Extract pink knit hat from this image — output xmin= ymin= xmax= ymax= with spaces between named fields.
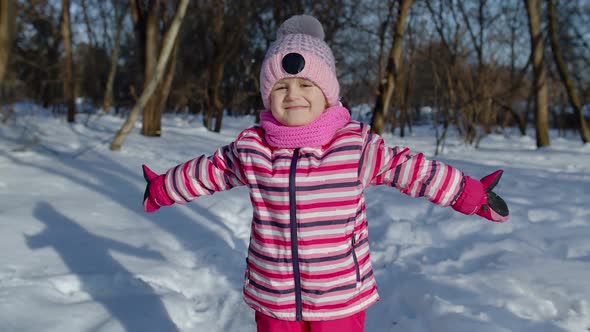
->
xmin=260 ymin=15 xmax=340 ymax=109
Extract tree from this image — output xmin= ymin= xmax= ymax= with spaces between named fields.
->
xmin=397 ymin=9 xmax=419 ymax=138
xmin=424 ymin=0 xmax=468 ymax=147
xmin=371 ymin=0 xmax=414 ymax=134
xmin=200 ymin=0 xmax=250 ymax=132
xmin=524 ymin=0 xmax=550 ymax=147
xmin=547 ymin=0 xmax=590 ymax=143
xmin=61 ymin=0 xmax=75 ymax=122
xmin=103 ymin=0 xmax=128 ymax=113
xmin=110 ymin=0 xmax=189 ymax=151
xmin=0 ymin=0 xmax=16 ymax=84
xmin=130 ymin=0 xmax=180 ymax=137
xmin=13 ymin=1 xmax=61 ymax=108
xmin=457 ymin=0 xmax=505 ymax=144
xmin=496 ymin=1 xmax=530 ymax=136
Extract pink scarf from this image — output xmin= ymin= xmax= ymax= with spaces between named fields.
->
xmin=260 ymin=106 xmax=351 ymax=148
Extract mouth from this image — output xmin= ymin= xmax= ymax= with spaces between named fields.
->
xmin=284 ymin=105 xmax=309 ymax=111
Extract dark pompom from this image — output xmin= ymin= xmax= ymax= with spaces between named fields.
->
xmin=277 ymin=15 xmax=325 ymax=40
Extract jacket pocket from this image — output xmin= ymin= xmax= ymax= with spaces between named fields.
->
xmin=243 ymin=258 xmax=250 ymax=286
xmin=351 ymin=235 xmax=361 ymax=283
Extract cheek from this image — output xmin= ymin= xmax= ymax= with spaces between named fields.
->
xmin=311 ymin=88 xmax=327 ymax=107
xmin=269 ymin=99 xmax=283 ymax=119
xmin=270 ymin=108 xmax=281 ymax=120
xmin=269 ymin=95 xmax=277 ymax=111
xmin=313 ymin=92 xmax=327 ymax=110
xmin=270 ymin=93 xmax=283 ymax=108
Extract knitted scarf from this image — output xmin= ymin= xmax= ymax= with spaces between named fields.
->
xmin=260 ymin=106 xmax=351 ymax=148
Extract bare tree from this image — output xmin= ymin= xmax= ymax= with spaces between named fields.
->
xmin=201 ymin=0 xmax=250 ymax=132
xmin=103 ymin=0 xmax=128 ymax=113
xmin=61 ymin=0 xmax=76 ymax=122
xmin=129 ymin=0 xmax=179 ymax=136
xmin=547 ymin=0 xmax=590 ymax=143
xmin=432 ymin=67 xmax=450 ymax=156
xmin=424 ymin=0 xmax=470 ymax=145
xmin=495 ymin=1 xmax=530 ymax=136
xmin=457 ymin=0 xmax=502 ymax=144
xmin=0 ymin=0 xmax=15 ymax=84
xmin=110 ymin=0 xmax=189 ymax=151
xmin=371 ymin=0 xmax=414 ymax=134
xmin=376 ymin=1 xmax=397 ymax=86
xmin=80 ymin=0 xmax=97 ymax=45
xmin=524 ymin=0 xmax=550 ymax=147
xmin=397 ymin=11 xmax=418 ymax=138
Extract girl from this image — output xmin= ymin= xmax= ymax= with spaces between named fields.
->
xmin=142 ymin=15 xmax=509 ymax=332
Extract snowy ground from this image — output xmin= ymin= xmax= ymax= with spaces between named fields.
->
xmin=1 ymin=104 xmax=589 ymax=332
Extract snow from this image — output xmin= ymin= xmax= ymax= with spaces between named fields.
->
xmin=1 ymin=104 xmax=589 ymax=331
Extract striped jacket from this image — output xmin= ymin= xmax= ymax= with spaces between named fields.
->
xmin=163 ymin=121 xmax=464 ymax=321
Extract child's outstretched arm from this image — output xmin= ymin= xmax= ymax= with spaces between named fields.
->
xmin=359 ymin=128 xmax=509 ymax=222
xmin=142 ymin=141 xmax=246 ymax=213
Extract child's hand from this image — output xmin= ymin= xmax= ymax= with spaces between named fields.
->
xmin=476 ymin=170 xmax=509 ymax=222
xmin=452 ymin=170 xmax=509 ymax=222
xmin=142 ymin=164 xmax=174 ymax=213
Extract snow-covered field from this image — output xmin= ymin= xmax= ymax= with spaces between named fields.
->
xmin=1 ymin=104 xmax=589 ymax=331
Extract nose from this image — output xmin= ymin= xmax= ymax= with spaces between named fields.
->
xmin=285 ymin=85 xmax=300 ymax=101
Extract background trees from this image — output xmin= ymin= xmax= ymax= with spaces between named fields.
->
xmin=2 ymin=0 xmax=589 ymax=149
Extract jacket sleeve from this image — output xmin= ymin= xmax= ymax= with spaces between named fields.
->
xmin=358 ymin=129 xmax=464 ymax=207
xmin=163 ymin=141 xmax=247 ymax=204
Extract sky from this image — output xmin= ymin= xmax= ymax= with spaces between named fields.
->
xmin=1 ymin=103 xmax=589 ymax=331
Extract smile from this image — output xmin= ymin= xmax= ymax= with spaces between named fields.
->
xmin=285 ymin=106 xmax=308 ymax=111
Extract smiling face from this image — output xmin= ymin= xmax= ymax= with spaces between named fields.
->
xmin=270 ymin=78 xmax=327 ymax=126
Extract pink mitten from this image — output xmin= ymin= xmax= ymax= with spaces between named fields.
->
xmin=452 ymin=170 xmax=509 ymax=222
xmin=142 ymin=165 xmax=174 ymax=213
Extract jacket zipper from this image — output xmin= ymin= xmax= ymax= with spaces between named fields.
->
xmin=289 ymin=148 xmax=303 ymax=321
xmin=351 ymin=234 xmax=361 ymax=283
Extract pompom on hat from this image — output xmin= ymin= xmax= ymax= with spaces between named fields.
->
xmin=260 ymin=15 xmax=340 ymax=109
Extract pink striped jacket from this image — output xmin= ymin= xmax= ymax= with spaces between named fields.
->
xmin=163 ymin=121 xmax=464 ymax=321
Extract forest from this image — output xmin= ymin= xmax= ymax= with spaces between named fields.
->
xmin=1 ymin=0 xmax=589 ymax=151
xmin=2 ymin=2 xmax=590 ymax=331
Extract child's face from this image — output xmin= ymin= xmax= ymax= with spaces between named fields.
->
xmin=270 ymin=78 xmax=327 ymax=126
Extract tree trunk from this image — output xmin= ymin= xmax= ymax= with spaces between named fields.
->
xmin=111 ymin=0 xmax=189 ymax=151
xmin=507 ymin=5 xmax=527 ymax=136
xmin=371 ymin=0 xmax=413 ymax=134
xmin=202 ymin=56 xmax=225 ymax=132
xmin=377 ymin=1 xmax=396 ymax=91
xmin=61 ymin=0 xmax=76 ymax=123
xmin=203 ymin=1 xmax=225 ymax=131
xmin=103 ymin=2 xmax=126 ymax=113
xmin=202 ymin=0 xmax=248 ymax=133
xmin=399 ymin=69 xmax=413 ymax=138
xmin=212 ymin=58 xmax=226 ymax=133
xmin=524 ymin=0 xmax=550 ymax=147
xmin=547 ymin=0 xmax=590 ymax=143
xmin=141 ymin=0 xmax=161 ymax=136
xmin=0 ymin=0 xmax=15 ymax=84
xmin=80 ymin=0 xmax=96 ymax=46
xmin=155 ymin=40 xmax=179 ymax=119
xmin=130 ymin=0 xmax=146 ymax=77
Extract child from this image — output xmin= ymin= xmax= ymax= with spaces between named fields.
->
xmin=142 ymin=15 xmax=509 ymax=332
